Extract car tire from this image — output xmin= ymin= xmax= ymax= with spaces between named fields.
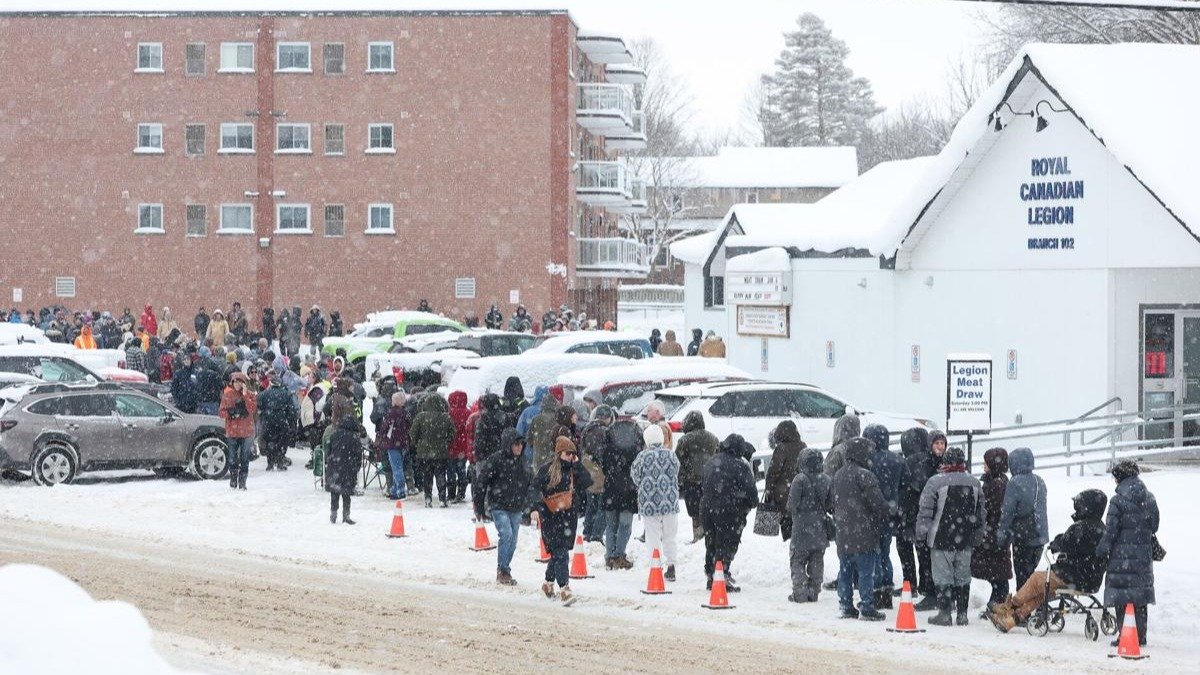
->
xmin=190 ymin=437 xmax=230 ymax=480
xmin=32 ymin=443 xmax=78 ymax=486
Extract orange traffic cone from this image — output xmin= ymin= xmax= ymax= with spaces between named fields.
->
xmin=702 ymin=560 xmax=734 ymax=609
xmin=385 ymin=500 xmax=406 ymax=538
xmin=569 ymin=535 xmax=593 ymax=579
xmin=641 ymin=548 xmax=671 ymax=595
xmin=470 ymin=522 xmax=497 ymax=552
xmin=1109 ymin=603 xmax=1148 ymax=660
xmin=887 ymin=581 xmax=925 ymax=633
xmin=534 ymin=519 xmax=551 ymax=563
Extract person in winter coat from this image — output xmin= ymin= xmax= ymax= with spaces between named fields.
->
xmin=830 ymin=437 xmax=889 ymax=621
xmin=787 ymin=447 xmax=833 ymax=603
xmin=929 ymin=430 xmax=948 ymax=465
xmin=472 ymin=394 xmax=506 ymax=465
xmin=1096 ymin=460 xmax=1159 ymax=647
xmin=686 ymin=329 xmax=703 ymax=356
xmin=697 ymin=331 xmax=726 ymax=358
xmin=228 ymin=302 xmax=247 ymax=344
xmin=763 ymin=420 xmax=805 ymax=516
xmin=972 ymin=448 xmax=1013 ymax=608
xmin=996 ymin=447 xmax=1049 ymax=589
xmin=916 ymin=446 xmax=985 ymax=626
xmin=676 ymin=410 xmax=719 ymax=543
xmin=526 ymin=391 xmax=563 ymax=469
xmin=485 ymin=304 xmax=504 ymax=330
xmin=218 ymin=371 xmax=258 ymax=490
xmin=536 ymin=436 xmax=593 ymax=605
xmin=194 ymin=307 xmax=210 ymax=340
xmin=864 ymin=423 xmax=906 ymax=609
xmin=630 ymin=424 xmax=681 ymax=582
xmin=474 ymin=428 xmax=533 ymax=585
xmin=499 ymin=376 xmax=528 ymax=429
xmin=325 ymin=415 xmax=363 ymax=524
xmin=516 ymin=385 xmax=549 ymax=437
xmin=155 ymin=307 xmax=178 ymax=340
xmin=409 ymin=393 xmax=455 ymax=508
xmin=257 ymin=375 xmax=298 ymax=471
xmin=170 ymin=354 xmax=198 ymax=413
xmin=552 ymin=406 xmax=578 ymax=447
xmin=601 ymin=418 xmax=642 ymax=570
xmin=657 ymin=330 xmax=685 ymax=357
xmin=898 ymin=427 xmax=937 ymax=607
xmin=327 ymin=376 xmax=359 ymax=427
xmin=824 ymin=414 xmax=862 ymax=477
xmin=194 ymin=359 xmax=224 ymax=416
xmin=328 ymin=311 xmax=344 ymax=338
xmin=73 ymin=324 xmax=97 ymax=349
xmin=283 ymin=307 xmax=302 ymax=357
xmin=377 ymin=392 xmax=411 ymax=499
xmin=648 ymin=328 xmax=662 ymax=355
xmin=700 ymin=434 xmax=758 ymax=591
xmin=124 ymin=336 xmax=147 ymax=374
xmin=579 ymin=405 xmax=614 ymax=542
xmin=139 ymin=305 xmax=157 ymax=337
xmin=205 ymin=310 xmax=229 ymax=347
xmin=446 ymin=391 xmax=473 ymax=504
xmin=304 ymin=306 xmax=326 ymax=352
xmin=508 ymin=305 xmax=532 ymax=333
xmin=260 ymin=307 xmax=276 ymax=345
xmin=987 ymin=489 xmax=1109 ymax=633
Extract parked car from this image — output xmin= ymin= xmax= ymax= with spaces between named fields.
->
xmin=526 ymin=331 xmax=654 ymax=359
xmin=557 ymin=359 xmax=754 ymax=417
xmin=0 ymin=381 xmax=228 ymax=486
xmin=321 ymin=312 xmax=466 ymax=362
xmin=443 ymin=353 xmax=630 ymax=405
xmin=0 ymin=347 xmax=167 ymax=399
xmin=651 ymin=381 xmax=936 ymax=460
xmin=363 ymin=330 xmax=537 ymax=391
xmin=0 ymin=324 xmax=49 ymax=346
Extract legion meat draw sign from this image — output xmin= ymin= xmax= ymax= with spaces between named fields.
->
xmin=945 ymin=355 xmax=993 ymax=434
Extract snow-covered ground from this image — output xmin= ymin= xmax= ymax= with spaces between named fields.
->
xmin=0 ymin=456 xmax=1196 ymax=672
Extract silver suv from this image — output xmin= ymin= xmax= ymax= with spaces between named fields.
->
xmin=0 ymin=382 xmax=228 ymax=486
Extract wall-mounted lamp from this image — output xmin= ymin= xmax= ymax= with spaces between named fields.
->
xmin=244 ymin=190 xmax=260 ymax=198
xmin=989 ymin=100 xmax=1068 ymax=134
xmin=269 ymin=110 xmax=287 ymax=117
xmin=270 ymin=190 xmax=286 ymax=198
xmin=258 ymin=237 xmax=270 ymax=248
xmin=244 ymin=110 xmax=260 ymax=117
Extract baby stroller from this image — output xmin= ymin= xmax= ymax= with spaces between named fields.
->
xmin=1025 ymin=549 xmax=1119 ymax=641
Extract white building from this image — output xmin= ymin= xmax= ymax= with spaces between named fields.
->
xmin=673 ymin=43 xmax=1200 ymax=445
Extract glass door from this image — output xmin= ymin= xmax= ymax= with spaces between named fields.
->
xmin=1182 ymin=316 xmax=1200 ymax=445
xmin=1142 ymin=310 xmax=1200 ymax=446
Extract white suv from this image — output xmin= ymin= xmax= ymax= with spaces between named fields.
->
xmin=654 ymin=381 xmax=935 ymax=459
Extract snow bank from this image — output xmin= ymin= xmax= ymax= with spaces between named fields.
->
xmin=0 ymin=564 xmax=183 ymax=674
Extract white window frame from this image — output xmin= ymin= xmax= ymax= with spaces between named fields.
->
xmin=275 ymin=42 xmax=312 ymax=73
xmin=136 ymin=42 xmax=163 ymax=72
xmin=135 ymin=123 xmax=164 ymax=154
xmin=219 ymin=42 xmax=255 ymax=73
xmin=218 ymin=203 xmax=254 ymax=234
xmin=136 ymin=203 xmax=164 ymax=234
xmin=219 ymin=123 xmax=255 ymax=154
xmin=366 ymin=123 xmax=395 ymax=154
xmin=324 ymin=123 xmax=345 ymax=156
xmin=366 ymin=203 xmax=394 ymax=234
xmin=275 ymin=203 xmax=312 ymax=234
xmin=367 ymin=41 xmax=395 ymax=73
xmin=275 ymin=123 xmax=312 ymax=154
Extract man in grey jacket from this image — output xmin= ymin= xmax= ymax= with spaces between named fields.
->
xmin=916 ymin=446 xmax=985 ymax=626
xmin=996 ymin=447 xmax=1048 ymax=588
xmin=831 ymin=438 xmax=890 ymax=621
xmin=787 ymin=448 xmax=832 ymax=603
xmin=823 ymin=413 xmax=861 ymax=477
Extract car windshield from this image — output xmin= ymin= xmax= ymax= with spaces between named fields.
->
xmin=653 ymin=394 xmax=690 ymax=419
xmin=36 ymin=358 xmax=95 ymax=383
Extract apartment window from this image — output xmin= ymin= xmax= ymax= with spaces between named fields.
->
xmin=136 ymin=43 xmax=163 ymax=72
xmin=324 ymin=124 xmax=345 ymax=156
xmin=219 ymin=123 xmax=254 ymax=153
xmin=367 ymin=203 xmax=394 ymax=233
xmin=185 ymin=43 xmax=206 ymax=75
xmin=185 ymin=124 xmax=205 ymax=156
xmin=276 ymin=42 xmax=311 ymax=72
xmin=276 ymin=204 xmax=311 ymax=233
xmin=136 ymin=123 xmax=163 ymax=153
xmin=367 ymin=42 xmax=394 ymax=72
xmin=219 ymin=42 xmax=254 ymax=72
xmin=137 ymin=204 xmax=164 ymax=233
xmin=367 ymin=124 xmax=394 ymax=153
xmin=276 ymin=123 xmax=311 ymax=153
xmin=323 ymin=43 xmax=345 ymax=75
xmin=186 ymin=204 xmax=207 ymax=236
xmin=455 ymin=277 xmax=476 ymax=300
xmin=219 ymin=204 xmax=253 ymax=233
xmin=324 ymin=204 xmax=345 ymax=236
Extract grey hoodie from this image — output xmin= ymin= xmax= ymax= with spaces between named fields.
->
xmin=997 ymin=447 xmax=1049 ymax=548
xmin=823 ymin=414 xmax=861 ymax=477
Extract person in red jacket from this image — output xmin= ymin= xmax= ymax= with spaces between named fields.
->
xmin=140 ymin=304 xmax=158 ymax=337
xmin=447 ymin=390 xmax=474 ymax=504
xmin=219 ymin=371 xmax=258 ymax=490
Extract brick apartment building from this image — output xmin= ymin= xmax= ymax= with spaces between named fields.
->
xmin=0 ymin=8 xmax=649 ymax=324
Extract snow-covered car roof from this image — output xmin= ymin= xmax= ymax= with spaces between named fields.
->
xmin=445 ymin=353 xmax=630 ymax=404
xmin=555 ymin=359 xmax=754 ymax=391
xmin=360 ymin=310 xmax=460 ymax=326
xmin=394 ymin=330 xmax=465 ymax=352
xmin=654 ymin=380 xmax=821 ymax=399
xmin=0 ymin=324 xmax=49 ymax=345
xmin=528 ymin=331 xmax=651 ymax=353
xmin=363 ymin=349 xmax=480 ymax=380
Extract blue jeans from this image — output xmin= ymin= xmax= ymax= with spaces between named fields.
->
xmin=492 ymin=509 xmax=521 ymax=574
xmin=604 ymin=510 xmax=634 ymax=559
xmin=198 ymin=401 xmax=219 ymax=416
xmin=227 ymin=436 xmax=252 ymax=487
xmin=386 ymin=448 xmax=406 ymax=499
xmin=583 ymin=493 xmax=607 ymax=540
xmin=838 ymin=551 xmax=879 ymax=612
xmin=875 ymin=534 xmax=894 ymax=591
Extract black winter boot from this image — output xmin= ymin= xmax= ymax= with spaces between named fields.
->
xmin=928 ymin=587 xmax=954 ymax=626
xmin=329 ymin=510 xmax=337 ymax=524
xmin=875 ymin=588 xmax=894 ymax=610
xmin=913 ymin=593 xmax=939 ymax=612
xmin=955 ymin=585 xmax=970 ymax=626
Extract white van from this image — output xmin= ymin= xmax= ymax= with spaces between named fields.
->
xmin=443 ymin=353 xmax=629 ymax=405
xmin=556 ymin=359 xmax=754 ymax=416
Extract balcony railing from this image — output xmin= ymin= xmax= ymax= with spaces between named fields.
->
xmin=605 ymin=110 xmax=646 ymax=152
xmin=576 ymin=160 xmax=630 ymax=205
xmin=607 ymin=177 xmax=648 ymax=215
xmin=577 ymin=83 xmax=635 ymax=134
xmin=577 ymin=237 xmax=649 ymax=278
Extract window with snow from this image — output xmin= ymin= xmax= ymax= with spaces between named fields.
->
xmin=324 ymin=124 xmax=345 ymax=155
xmin=324 ymin=204 xmax=345 ymax=237
xmin=220 ymin=204 xmax=253 ymax=233
xmin=185 ymin=124 xmax=205 ymax=156
xmin=185 ymin=43 xmax=206 ymax=76
xmin=276 ymin=204 xmax=311 ymax=232
xmin=136 ymin=123 xmax=163 ymax=152
xmin=367 ymin=124 xmax=394 ymax=152
xmin=276 ymin=124 xmax=311 ymax=153
xmin=186 ymin=204 xmax=207 ymax=236
xmin=367 ymin=204 xmax=393 ymax=233
xmin=368 ymin=42 xmax=394 ymax=72
xmin=455 ymin=278 xmax=476 ymax=300
xmin=276 ymin=43 xmax=311 ymax=72
xmin=219 ymin=123 xmax=254 ymax=152
xmin=137 ymin=204 xmax=164 ymax=233
xmin=219 ymin=43 xmax=254 ymax=72
xmin=323 ymin=43 xmax=345 ymax=75
xmin=136 ymin=43 xmax=162 ymax=71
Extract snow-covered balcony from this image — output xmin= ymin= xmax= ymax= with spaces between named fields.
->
xmin=604 ymin=111 xmax=647 ymax=151
xmin=607 ymin=178 xmax=648 ymax=215
xmin=576 ymin=30 xmax=633 ymax=65
xmin=605 ymin=64 xmax=646 ymax=86
xmin=576 ymin=160 xmax=631 ymax=206
xmin=577 ymin=83 xmax=636 ymax=135
xmin=576 ymin=237 xmax=649 ymax=279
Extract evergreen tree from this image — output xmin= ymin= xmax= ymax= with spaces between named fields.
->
xmin=759 ymin=13 xmax=882 ymax=147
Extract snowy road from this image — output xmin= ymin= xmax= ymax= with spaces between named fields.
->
xmin=0 ymin=519 xmax=929 ymax=674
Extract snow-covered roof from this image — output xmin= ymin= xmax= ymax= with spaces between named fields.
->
xmin=527 ymin=330 xmax=649 ymax=354
xmin=669 ymin=231 xmax=722 ymax=266
xmin=726 ymin=247 xmax=791 ymax=273
xmin=644 ymin=146 xmax=858 ymax=190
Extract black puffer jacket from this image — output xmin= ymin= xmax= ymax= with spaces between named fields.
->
xmin=1097 ymin=476 xmax=1159 ymax=606
xmin=472 ymin=394 xmax=507 ymax=464
xmin=675 ymin=411 xmax=718 ymax=487
xmin=898 ymin=427 xmax=934 ymax=542
xmin=700 ymin=434 xmax=758 ymax=521
xmin=762 ymin=420 xmax=805 ymax=511
xmin=830 ymin=438 xmax=889 ymax=556
xmin=473 ymin=428 xmax=534 ymax=516
xmin=1050 ymin=489 xmax=1108 ymax=593
xmin=325 ymin=415 xmax=363 ymax=495
xmin=600 ymin=419 xmax=642 ymax=513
